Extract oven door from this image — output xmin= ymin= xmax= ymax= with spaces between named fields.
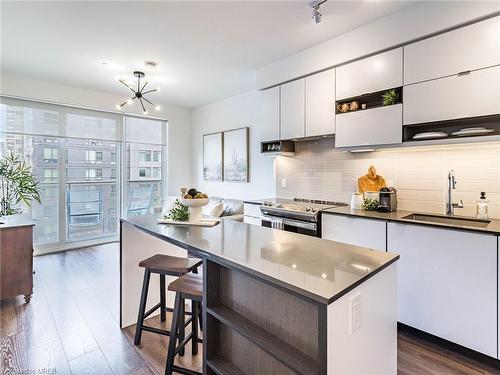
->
xmin=261 ymin=215 xmax=318 ymax=237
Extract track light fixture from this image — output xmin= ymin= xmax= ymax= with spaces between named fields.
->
xmin=116 ymin=71 xmax=160 ymax=114
xmin=310 ymin=0 xmax=327 ymax=24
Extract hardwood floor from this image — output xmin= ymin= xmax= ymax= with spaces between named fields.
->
xmin=0 ymin=243 xmax=498 ymax=374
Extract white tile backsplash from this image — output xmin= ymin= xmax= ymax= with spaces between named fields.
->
xmin=275 ymin=140 xmax=500 ymax=219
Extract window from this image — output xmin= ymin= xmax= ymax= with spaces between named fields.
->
xmin=85 ymin=150 xmax=96 ymax=163
xmin=43 ymin=168 xmax=58 ymax=182
xmin=43 ymin=147 xmax=58 ymax=162
xmin=85 ymin=168 xmax=103 ymax=180
xmin=124 ymin=117 xmax=165 ymax=217
xmin=1 ymin=99 xmax=166 ymax=251
xmin=153 ymin=151 xmax=160 ymax=162
xmin=66 ymin=139 xmax=118 ymax=242
xmin=139 ymin=150 xmax=152 ymax=162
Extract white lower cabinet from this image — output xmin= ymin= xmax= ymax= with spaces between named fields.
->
xmin=322 ymin=214 xmax=386 ymax=251
xmin=243 ymin=215 xmax=261 ymax=226
xmin=387 ymin=223 xmax=497 ymax=358
xmin=243 ymin=203 xmax=262 ymax=226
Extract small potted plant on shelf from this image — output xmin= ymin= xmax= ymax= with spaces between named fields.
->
xmin=0 ymin=152 xmax=41 ymax=223
xmin=382 ymin=89 xmax=398 ymax=106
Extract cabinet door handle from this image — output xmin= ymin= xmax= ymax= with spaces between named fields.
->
xmin=457 ymin=70 xmax=471 ymax=77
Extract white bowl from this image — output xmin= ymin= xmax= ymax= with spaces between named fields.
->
xmin=180 ymin=198 xmax=209 ymax=207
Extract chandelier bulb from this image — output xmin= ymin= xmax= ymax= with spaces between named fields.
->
xmin=115 ymin=104 xmax=121 ymax=110
xmin=155 ymin=105 xmax=161 ymax=111
xmin=143 ymin=110 xmax=148 ymax=115
xmin=156 ymin=87 xmax=160 ymax=92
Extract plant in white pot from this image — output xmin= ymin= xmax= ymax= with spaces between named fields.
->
xmin=0 ymin=152 xmax=41 ymax=222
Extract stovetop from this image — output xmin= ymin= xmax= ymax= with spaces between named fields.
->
xmin=260 ymin=198 xmax=348 ymax=220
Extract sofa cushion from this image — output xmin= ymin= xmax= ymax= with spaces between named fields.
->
xmin=202 ymin=201 xmax=225 ymax=217
xmin=208 ymin=196 xmax=224 ymax=205
xmin=221 ymin=199 xmax=243 ymax=217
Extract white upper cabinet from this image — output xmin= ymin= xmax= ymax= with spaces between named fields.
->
xmin=403 ymin=65 xmax=500 ymax=124
xmin=259 ymin=86 xmax=280 ymax=141
xmin=280 ymin=78 xmax=305 ymax=140
xmin=404 ymin=16 xmax=500 ymax=85
xmin=336 ymin=48 xmax=403 ymax=99
xmin=335 ymin=104 xmax=402 ymax=148
xmin=305 ymin=69 xmax=335 ymax=137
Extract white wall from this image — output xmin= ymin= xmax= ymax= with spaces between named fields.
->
xmin=191 ymin=91 xmax=275 ymax=200
xmin=256 ymin=1 xmax=500 ymax=88
xmin=0 ymin=74 xmax=192 ymax=195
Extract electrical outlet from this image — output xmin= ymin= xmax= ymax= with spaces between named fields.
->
xmin=281 ymin=178 xmax=287 ymax=189
xmin=349 ymin=292 xmax=361 ymax=335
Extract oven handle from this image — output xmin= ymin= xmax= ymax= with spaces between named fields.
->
xmin=262 ymin=215 xmax=317 ymax=231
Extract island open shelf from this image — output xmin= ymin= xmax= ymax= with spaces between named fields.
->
xmin=204 ymin=259 xmax=323 ymax=374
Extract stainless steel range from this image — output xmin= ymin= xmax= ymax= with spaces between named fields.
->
xmin=260 ymin=198 xmax=348 ymax=237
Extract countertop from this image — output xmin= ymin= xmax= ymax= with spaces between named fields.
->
xmin=0 ymin=216 xmax=35 ymax=229
xmin=323 ymin=206 xmax=500 ymax=235
xmin=243 ymin=198 xmax=271 ymax=205
xmin=122 ymin=214 xmax=399 ymax=305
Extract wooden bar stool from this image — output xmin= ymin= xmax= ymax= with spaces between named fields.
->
xmin=134 ymin=254 xmax=202 ymax=346
xmin=165 ymin=273 xmax=203 ymax=375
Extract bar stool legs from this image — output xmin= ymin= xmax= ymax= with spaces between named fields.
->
xmin=134 ymin=268 xmax=151 ymax=345
xmin=165 ymin=294 xmax=182 ymax=375
xmin=191 ymin=302 xmax=199 ymax=356
xmin=164 ymin=273 xmax=203 ymax=375
xmin=160 ymin=274 xmax=166 ymax=322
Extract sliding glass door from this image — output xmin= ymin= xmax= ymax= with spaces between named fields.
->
xmin=0 ymin=98 xmax=167 ymax=253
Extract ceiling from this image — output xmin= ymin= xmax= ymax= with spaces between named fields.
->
xmin=1 ymin=1 xmax=417 ymax=109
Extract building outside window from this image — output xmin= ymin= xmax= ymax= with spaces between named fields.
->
xmin=0 ymin=100 xmax=166 ymax=252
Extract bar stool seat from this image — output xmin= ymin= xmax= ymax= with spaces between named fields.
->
xmin=165 ymin=273 xmax=203 ymax=375
xmin=139 ymin=254 xmax=202 ymax=275
xmin=134 ymin=254 xmax=202 ymax=346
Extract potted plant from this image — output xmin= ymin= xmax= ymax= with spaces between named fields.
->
xmin=382 ymin=89 xmax=398 ymax=106
xmin=0 ymin=152 xmax=41 ymax=222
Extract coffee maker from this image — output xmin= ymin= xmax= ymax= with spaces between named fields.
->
xmin=378 ymin=187 xmax=397 ymax=212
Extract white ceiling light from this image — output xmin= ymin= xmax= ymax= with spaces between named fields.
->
xmin=310 ymin=0 xmax=327 ymax=24
xmin=144 ymin=60 xmax=158 ymax=70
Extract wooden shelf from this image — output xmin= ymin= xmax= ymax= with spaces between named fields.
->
xmin=336 ymin=87 xmax=402 ymax=115
xmin=207 ymin=304 xmax=319 ymax=375
xmin=207 ymin=355 xmax=246 ymax=375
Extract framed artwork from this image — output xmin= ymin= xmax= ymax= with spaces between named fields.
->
xmin=203 ymin=132 xmax=223 ymax=181
xmin=223 ymin=127 xmax=248 ymax=182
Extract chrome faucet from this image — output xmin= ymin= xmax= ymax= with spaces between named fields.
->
xmin=446 ymin=170 xmax=463 ymax=216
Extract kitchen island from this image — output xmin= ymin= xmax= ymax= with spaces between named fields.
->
xmin=121 ymin=215 xmax=399 ymax=374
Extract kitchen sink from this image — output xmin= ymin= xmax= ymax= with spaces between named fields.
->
xmin=402 ymin=213 xmax=491 ymax=228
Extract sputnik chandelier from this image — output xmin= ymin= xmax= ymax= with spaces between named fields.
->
xmin=116 ymin=71 xmax=160 ymax=114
